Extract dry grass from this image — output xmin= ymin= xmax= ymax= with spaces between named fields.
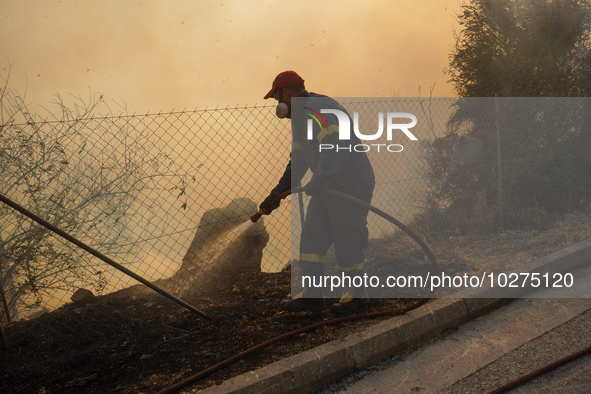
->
xmin=370 ymin=211 xmax=591 ymax=278
xmin=444 ymin=212 xmax=590 ymax=272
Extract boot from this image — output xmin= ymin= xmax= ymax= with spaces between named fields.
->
xmin=331 ymin=289 xmax=370 ymax=315
xmin=281 ymin=260 xmax=325 ymax=312
xmin=280 ymin=292 xmax=325 ymax=312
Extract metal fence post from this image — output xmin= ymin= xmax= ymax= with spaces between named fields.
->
xmin=0 ymin=278 xmax=10 ymax=324
xmin=495 ymin=94 xmax=504 ymax=228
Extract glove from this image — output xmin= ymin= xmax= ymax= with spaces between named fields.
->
xmin=304 ymin=179 xmax=323 ymax=196
xmin=259 ymin=191 xmax=282 ymax=215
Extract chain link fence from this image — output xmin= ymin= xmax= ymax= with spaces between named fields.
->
xmin=0 ymin=98 xmax=297 ymax=321
xmin=1 ymin=94 xmax=590 ymax=390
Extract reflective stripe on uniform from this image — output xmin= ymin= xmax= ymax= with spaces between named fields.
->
xmin=317 ymin=124 xmax=339 ymax=143
xmin=300 ymin=253 xmax=326 ymax=263
xmin=339 ymin=291 xmax=354 ymax=303
xmin=338 ymin=261 xmax=365 ymax=272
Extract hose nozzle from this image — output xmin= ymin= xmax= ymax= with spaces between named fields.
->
xmin=250 ymin=209 xmax=264 ymax=222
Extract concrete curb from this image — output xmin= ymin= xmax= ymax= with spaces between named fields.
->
xmin=189 ymin=238 xmax=591 ymax=394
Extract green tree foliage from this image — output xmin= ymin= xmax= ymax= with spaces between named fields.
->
xmin=449 ymin=0 xmax=591 ymax=97
xmin=422 ymin=0 xmax=591 ymax=236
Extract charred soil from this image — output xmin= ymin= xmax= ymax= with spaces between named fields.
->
xmin=3 ymin=212 xmax=590 ymax=393
xmin=1 ymin=266 xmax=416 ymax=393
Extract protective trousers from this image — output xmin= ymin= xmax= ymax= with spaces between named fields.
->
xmin=298 ymin=186 xmax=373 ymax=298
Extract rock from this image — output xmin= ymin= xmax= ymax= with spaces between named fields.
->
xmin=182 ymin=198 xmax=260 ymax=261
xmin=162 ymin=198 xmax=269 ymax=299
xmin=26 ymin=307 xmax=49 ymax=320
xmin=107 ymin=198 xmax=270 ymax=303
xmin=71 ymin=288 xmax=96 ymax=304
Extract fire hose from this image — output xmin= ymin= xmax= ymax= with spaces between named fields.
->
xmin=251 ymin=187 xmax=439 ymax=271
xmin=158 ymin=188 xmax=589 ymax=393
xmin=157 ymin=187 xmax=440 ymax=393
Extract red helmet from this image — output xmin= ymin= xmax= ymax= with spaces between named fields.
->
xmin=264 ymin=71 xmax=305 ymax=99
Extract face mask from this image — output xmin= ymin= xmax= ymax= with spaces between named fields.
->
xmin=276 ymin=102 xmax=289 ymax=119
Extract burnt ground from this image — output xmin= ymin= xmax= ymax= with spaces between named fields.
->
xmin=3 ymin=211 xmax=589 ymax=394
xmin=0 ymin=265 xmax=418 ymax=394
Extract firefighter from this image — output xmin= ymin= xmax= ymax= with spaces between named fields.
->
xmin=259 ymin=71 xmax=375 ymax=314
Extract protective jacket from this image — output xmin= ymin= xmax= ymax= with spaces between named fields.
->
xmin=272 ymin=93 xmax=375 ymax=282
xmin=273 ymin=92 xmax=375 ymax=198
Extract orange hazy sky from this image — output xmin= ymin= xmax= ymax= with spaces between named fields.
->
xmin=1 ymin=0 xmax=462 ymax=113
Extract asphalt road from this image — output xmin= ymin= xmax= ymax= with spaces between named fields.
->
xmin=316 ymin=265 xmax=591 ymax=393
